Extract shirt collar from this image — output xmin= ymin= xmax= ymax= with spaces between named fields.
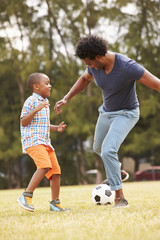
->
xmin=33 ymin=93 xmax=48 ymax=101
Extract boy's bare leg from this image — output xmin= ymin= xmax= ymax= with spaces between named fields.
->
xmin=17 ymin=168 xmax=49 ymax=212
xmin=50 ymin=174 xmax=60 ymax=200
xmin=49 ymin=174 xmax=70 ymax=211
xmin=26 ymin=168 xmax=49 ymax=192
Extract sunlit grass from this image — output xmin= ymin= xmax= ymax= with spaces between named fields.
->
xmin=0 ymin=182 xmax=160 ymax=240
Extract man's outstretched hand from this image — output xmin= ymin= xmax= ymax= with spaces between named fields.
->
xmin=54 ymin=99 xmax=68 ymax=114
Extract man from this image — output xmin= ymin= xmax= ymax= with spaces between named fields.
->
xmin=54 ymin=35 xmax=160 ymax=208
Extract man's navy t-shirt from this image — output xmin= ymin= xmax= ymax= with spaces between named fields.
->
xmin=87 ymin=53 xmax=145 ymax=112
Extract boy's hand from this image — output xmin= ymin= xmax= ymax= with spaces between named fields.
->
xmin=57 ymin=121 xmax=67 ymax=132
xmin=36 ymin=101 xmax=50 ymax=112
xmin=21 ymin=101 xmax=50 ymax=127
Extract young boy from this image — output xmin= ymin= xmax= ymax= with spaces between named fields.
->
xmin=17 ymin=72 xmax=70 ymax=212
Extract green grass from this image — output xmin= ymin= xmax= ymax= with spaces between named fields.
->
xmin=0 ymin=182 xmax=160 ymax=240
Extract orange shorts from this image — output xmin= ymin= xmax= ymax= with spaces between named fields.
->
xmin=26 ymin=144 xmax=61 ymax=180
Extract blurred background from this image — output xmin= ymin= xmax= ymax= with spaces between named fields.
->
xmin=0 ymin=0 xmax=160 ymax=189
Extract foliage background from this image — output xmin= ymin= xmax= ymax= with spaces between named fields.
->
xmin=0 ymin=0 xmax=160 ymax=188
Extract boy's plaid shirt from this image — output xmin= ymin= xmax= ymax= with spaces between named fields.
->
xmin=20 ymin=93 xmax=54 ymax=153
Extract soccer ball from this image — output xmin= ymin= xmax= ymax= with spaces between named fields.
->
xmin=92 ymin=184 xmax=115 ymax=205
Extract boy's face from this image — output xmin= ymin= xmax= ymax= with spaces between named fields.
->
xmin=35 ymin=76 xmax=52 ymax=99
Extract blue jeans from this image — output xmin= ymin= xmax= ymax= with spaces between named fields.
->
xmin=93 ymin=105 xmax=140 ymax=191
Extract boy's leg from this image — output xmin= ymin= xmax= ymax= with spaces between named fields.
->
xmin=26 ymin=145 xmax=52 ymax=192
xmin=46 ymin=150 xmax=70 ymax=211
xmin=17 ymin=168 xmax=50 ymax=212
xmin=17 ymin=145 xmax=52 ymax=212
xmin=26 ymin=168 xmax=49 ymax=192
xmin=49 ymin=174 xmax=70 ymax=212
xmin=50 ymin=174 xmax=60 ymax=200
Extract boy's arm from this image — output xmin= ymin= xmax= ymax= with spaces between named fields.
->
xmin=50 ymin=121 xmax=67 ymax=132
xmin=21 ymin=101 xmax=50 ymax=127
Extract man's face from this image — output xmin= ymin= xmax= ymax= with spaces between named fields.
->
xmin=82 ymin=57 xmax=104 ymax=70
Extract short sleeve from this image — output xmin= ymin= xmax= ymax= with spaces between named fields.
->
xmin=21 ymin=98 xmax=33 ymax=119
xmin=125 ymin=60 xmax=145 ymax=81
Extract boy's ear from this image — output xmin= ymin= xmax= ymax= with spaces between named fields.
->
xmin=33 ymin=83 xmax=39 ymax=91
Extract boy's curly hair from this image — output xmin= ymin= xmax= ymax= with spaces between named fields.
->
xmin=75 ymin=35 xmax=108 ymax=60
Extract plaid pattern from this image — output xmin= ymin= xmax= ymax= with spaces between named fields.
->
xmin=20 ymin=93 xmax=54 ymax=153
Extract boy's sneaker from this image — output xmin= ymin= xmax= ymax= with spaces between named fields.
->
xmin=50 ymin=199 xmax=70 ymax=212
xmin=113 ymin=198 xmax=129 ymax=208
xmin=17 ymin=191 xmax=34 ymax=212
xmin=102 ymin=170 xmax=129 ymax=185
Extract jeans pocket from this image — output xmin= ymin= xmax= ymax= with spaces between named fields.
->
xmin=123 ymin=108 xmax=140 ymax=119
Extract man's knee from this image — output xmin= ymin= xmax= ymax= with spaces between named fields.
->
xmin=101 ymin=148 xmax=117 ymax=160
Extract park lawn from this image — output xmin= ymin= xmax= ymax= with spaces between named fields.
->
xmin=0 ymin=181 xmax=160 ymax=240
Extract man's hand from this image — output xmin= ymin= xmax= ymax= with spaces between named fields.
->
xmin=57 ymin=121 xmax=67 ymax=132
xmin=54 ymin=99 xmax=68 ymax=114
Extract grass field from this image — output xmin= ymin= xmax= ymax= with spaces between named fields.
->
xmin=0 ymin=181 xmax=160 ymax=240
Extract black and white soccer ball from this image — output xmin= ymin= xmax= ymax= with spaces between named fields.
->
xmin=92 ymin=184 xmax=115 ymax=205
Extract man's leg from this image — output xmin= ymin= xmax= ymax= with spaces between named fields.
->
xmin=93 ymin=106 xmax=130 ymax=183
xmin=102 ymin=170 xmax=129 ymax=185
xmin=101 ymin=108 xmax=139 ymax=205
xmin=93 ymin=105 xmax=110 ymax=156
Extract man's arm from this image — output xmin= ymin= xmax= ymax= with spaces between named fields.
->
xmin=138 ymin=70 xmax=160 ymax=92
xmin=54 ymin=69 xmax=93 ymax=114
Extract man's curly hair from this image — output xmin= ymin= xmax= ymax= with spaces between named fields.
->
xmin=75 ymin=35 xmax=108 ymax=60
